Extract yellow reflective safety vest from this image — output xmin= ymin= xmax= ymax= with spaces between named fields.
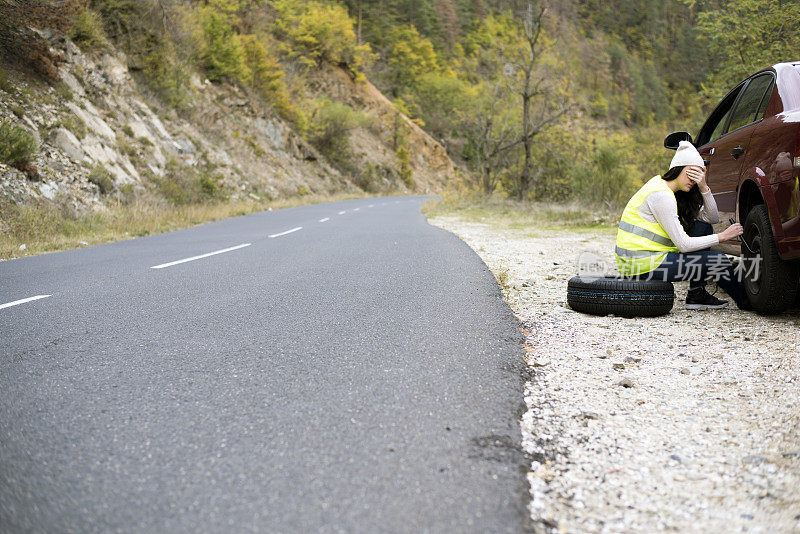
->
xmin=615 ymin=176 xmax=679 ymax=276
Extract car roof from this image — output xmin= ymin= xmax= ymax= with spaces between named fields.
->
xmin=743 ymin=62 xmax=799 ymax=76
xmin=771 ymin=61 xmax=800 ymax=73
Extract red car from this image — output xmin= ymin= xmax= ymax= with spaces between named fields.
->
xmin=665 ymin=61 xmax=800 ymax=314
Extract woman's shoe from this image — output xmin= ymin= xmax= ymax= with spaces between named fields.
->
xmin=685 ymin=287 xmax=729 ymax=310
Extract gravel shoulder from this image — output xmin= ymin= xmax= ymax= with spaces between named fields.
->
xmin=428 ymin=214 xmax=800 ymax=534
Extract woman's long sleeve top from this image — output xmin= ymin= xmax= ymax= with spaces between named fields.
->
xmin=638 ymin=189 xmax=720 ymax=253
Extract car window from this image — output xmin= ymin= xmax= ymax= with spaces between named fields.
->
xmin=697 ymin=85 xmax=743 ymax=145
xmin=695 ymin=84 xmax=744 ymax=146
xmin=727 ymin=74 xmax=774 ymax=132
xmin=710 ymin=106 xmax=734 ymax=142
xmin=755 ymin=80 xmax=773 ymax=120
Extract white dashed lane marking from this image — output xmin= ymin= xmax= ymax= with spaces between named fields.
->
xmin=0 ymin=295 xmax=51 ymax=311
xmin=319 ymin=218 xmax=330 ymax=223
xmin=338 ymin=211 xmax=346 ymax=215
xmin=151 ymin=243 xmax=252 ymax=269
xmin=269 ymin=227 xmax=303 ymax=238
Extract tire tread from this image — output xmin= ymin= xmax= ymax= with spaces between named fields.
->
xmin=567 ymin=275 xmax=674 ymax=318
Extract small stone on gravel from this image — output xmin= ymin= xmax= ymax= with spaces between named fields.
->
xmin=616 ymin=378 xmax=635 ymax=388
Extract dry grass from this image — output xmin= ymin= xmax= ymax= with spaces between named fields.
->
xmin=1 ymin=191 xmax=401 ymax=260
xmin=421 ymin=193 xmax=620 ymax=234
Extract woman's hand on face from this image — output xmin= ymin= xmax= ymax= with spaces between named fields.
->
xmin=718 ymin=223 xmax=743 ymax=242
xmin=687 ymin=166 xmax=709 ymax=192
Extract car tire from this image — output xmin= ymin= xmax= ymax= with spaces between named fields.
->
xmin=566 ymin=275 xmax=675 ymax=318
xmin=742 ymin=204 xmax=799 ymax=314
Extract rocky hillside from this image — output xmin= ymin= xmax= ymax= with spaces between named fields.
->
xmin=0 ymin=29 xmax=455 ymax=213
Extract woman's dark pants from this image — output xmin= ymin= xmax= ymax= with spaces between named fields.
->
xmin=636 ymin=221 xmax=748 ymax=305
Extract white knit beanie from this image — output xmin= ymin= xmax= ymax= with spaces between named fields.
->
xmin=670 ymin=141 xmax=705 ymax=169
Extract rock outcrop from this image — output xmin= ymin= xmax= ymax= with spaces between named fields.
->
xmin=0 ymin=30 xmax=454 ymax=211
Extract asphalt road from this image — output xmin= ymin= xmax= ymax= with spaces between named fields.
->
xmin=0 ymin=196 xmax=530 ymax=533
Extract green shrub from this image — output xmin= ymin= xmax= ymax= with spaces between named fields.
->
xmin=87 ymin=164 xmax=114 ymax=194
xmin=122 ymin=125 xmax=134 ymax=137
xmin=571 ymin=138 xmax=641 ymax=206
xmin=69 ymin=9 xmax=107 ymax=51
xmin=117 ymin=139 xmax=137 ymax=158
xmin=402 ymin=72 xmax=474 ymax=138
xmin=141 ymin=42 xmax=190 ymax=108
xmin=0 ymin=122 xmax=38 ymax=167
xmin=152 ymin=160 xmax=197 ymax=205
xmin=199 ymin=174 xmax=224 ymax=198
xmin=245 ymin=135 xmax=265 ymax=157
xmin=355 ymin=161 xmax=380 ymax=192
xmin=199 ymin=1 xmax=247 ymax=82
xmin=54 ymin=115 xmax=87 ymax=139
xmin=10 ymin=104 xmax=25 ymax=118
xmin=91 ymin=0 xmax=190 ymax=107
xmin=308 ymin=99 xmax=370 ymax=164
xmin=0 ymin=67 xmax=13 ymax=94
xmin=239 ymin=34 xmax=292 ymax=118
xmin=396 ymin=144 xmax=414 ymax=189
xmin=152 ymin=160 xmax=226 ymax=204
xmin=55 ymin=84 xmax=73 ymax=101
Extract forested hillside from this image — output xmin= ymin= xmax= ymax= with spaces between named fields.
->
xmin=1 ymin=0 xmax=798 ymax=256
xmin=343 ymin=0 xmax=800 ymax=202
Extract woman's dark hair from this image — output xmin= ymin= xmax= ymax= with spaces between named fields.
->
xmin=662 ymin=165 xmax=702 ymax=233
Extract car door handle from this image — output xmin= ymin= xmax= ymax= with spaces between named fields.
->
xmin=730 ymin=145 xmax=745 ymax=157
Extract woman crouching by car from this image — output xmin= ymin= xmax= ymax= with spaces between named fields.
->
xmin=615 ymin=141 xmax=751 ymax=310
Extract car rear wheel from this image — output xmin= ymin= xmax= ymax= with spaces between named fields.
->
xmin=742 ymin=205 xmax=799 ymax=314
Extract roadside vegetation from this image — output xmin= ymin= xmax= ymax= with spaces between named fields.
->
xmin=0 ymin=191 xmax=386 ymax=260
xmin=0 ymin=121 xmax=39 ymax=173
xmin=422 ymin=194 xmax=619 ymax=235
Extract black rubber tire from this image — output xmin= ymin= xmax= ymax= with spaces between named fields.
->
xmin=567 ymin=275 xmax=675 ymax=318
xmin=742 ymin=204 xmax=799 ymax=315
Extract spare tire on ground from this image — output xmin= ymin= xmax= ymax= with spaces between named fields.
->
xmin=567 ymin=275 xmax=675 ymax=318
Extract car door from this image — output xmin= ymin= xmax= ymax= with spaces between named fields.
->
xmin=695 ymin=84 xmax=743 ymax=219
xmin=699 ymin=74 xmax=775 ymax=216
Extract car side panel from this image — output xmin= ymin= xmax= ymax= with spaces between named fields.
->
xmin=747 ymin=69 xmax=800 ymax=258
xmin=703 ymin=126 xmax=755 ymax=215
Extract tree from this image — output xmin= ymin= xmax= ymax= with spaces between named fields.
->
xmin=239 ymin=34 xmax=292 ymax=118
xmin=200 ymin=0 xmax=247 ymax=82
xmin=435 ymin=0 xmax=460 ymax=49
xmin=696 ymin=0 xmax=800 ymax=101
xmin=387 ymin=25 xmax=439 ymax=95
xmin=463 ymin=82 xmax=518 ymax=194
xmin=273 ymin=0 xmax=372 ymax=80
xmin=508 ymin=2 xmax=571 ymax=199
xmin=404 ymin=71 xmax=473 ymax=139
